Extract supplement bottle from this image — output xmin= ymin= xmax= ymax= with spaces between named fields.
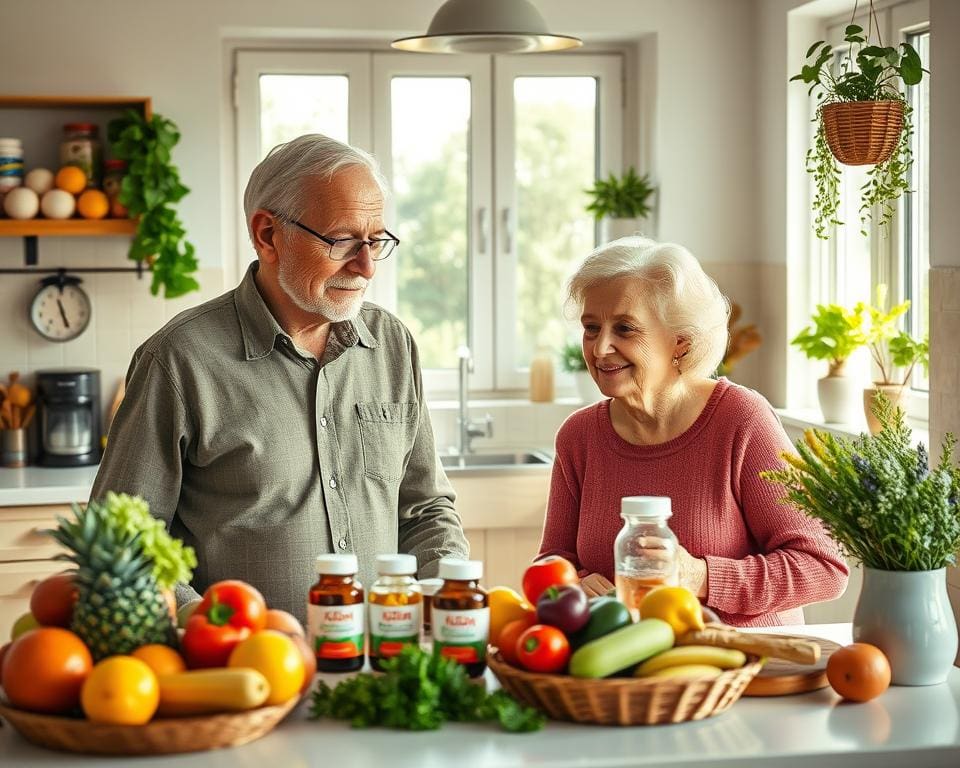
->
xmin=368 ymin=554 xmax=422 ymax=671
xmin=432 ymin=558 xmax=489 ymax=677
xmin=308 ymin=553 xmax=365 ymax=672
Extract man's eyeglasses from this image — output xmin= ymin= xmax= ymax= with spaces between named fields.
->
xmin=288 ymin=220 xmax=400 ymax=261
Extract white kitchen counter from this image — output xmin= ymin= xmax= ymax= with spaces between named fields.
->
xmin=0 ymin=465 xmax=98 ymax=506
xmin=2 ymin=624 xmax=959 ymax=767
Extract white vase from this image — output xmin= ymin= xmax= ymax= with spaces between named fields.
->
xmin=853 ymin=567 xmax=959 ymax=685
xmin=604 ymin=218 xmax=641 ymax=241
xmin=574 ymin=371 xmax=602 ymax=403
xmin=817 ymin=374 xmax=859 ymax=424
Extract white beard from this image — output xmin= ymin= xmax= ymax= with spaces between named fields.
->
xmin=277 ymin=261 xmax=368 ymax=323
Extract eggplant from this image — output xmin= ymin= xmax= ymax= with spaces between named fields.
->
xmin=536 ymin=585 xmax=590 ymax=634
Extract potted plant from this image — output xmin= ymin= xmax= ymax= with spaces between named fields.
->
xmin=584 ymin=167 xmax=655 ymax=241
xmin=791 ymin=22 xmax=925 ymax=239
xmin=790 ymin=302 xmax=866 ymax=423
xmin=862 ymin=285 xmax=929 ymax=434
xmin=108 ymin=110 xmax=199 ymax=298
xmin=762 ymin=396 xmax=960 ymax=685
xmin=717 ymin=302 xmax=762 ymax=379
xmin=560 ymin=341 xmax=599 ymax=403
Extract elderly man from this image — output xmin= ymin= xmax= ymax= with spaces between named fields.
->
xmin=92 ymin=134 xmax=469 ymax=620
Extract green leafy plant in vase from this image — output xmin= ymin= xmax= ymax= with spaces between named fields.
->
xmin=791 ymin=21 xmax=926 ymax=239
xmin=790 ymin=302 xmax=866 ymax=423
xmin=762 ymin=395 xmax=960 ymax=685
xmin=108 ymin=110 xmax=199 ymax=298
xmin=584 ymin=167 xmax=655 ymax=241
xmin=560 ymin=340 xmax=599 ymax=404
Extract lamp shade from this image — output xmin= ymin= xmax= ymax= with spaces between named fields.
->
xmin=392 ymin=0 xmax=583 ymax=54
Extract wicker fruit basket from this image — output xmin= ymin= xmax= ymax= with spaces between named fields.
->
xmin=820 ymin=100 xmax=904 ymax=166
xmin=0 ymin=696 xmax=299 ymax=756
xmin=487 ymin=650 xmax=763 ymax=726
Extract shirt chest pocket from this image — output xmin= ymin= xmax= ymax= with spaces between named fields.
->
xmin=356 ymin=401 xmax=419 ymax=482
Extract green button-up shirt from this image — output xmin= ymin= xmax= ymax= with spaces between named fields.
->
xmin=92 ymin=262 xmax=468 ymax=621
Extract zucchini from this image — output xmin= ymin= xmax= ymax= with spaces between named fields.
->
xmin=569 ymin=618 xmax=674 ymax=678
xmin=157 ymin=668 xmax=270 ymax=716
xmin=568 ymin=597 xmax=632 ymax=650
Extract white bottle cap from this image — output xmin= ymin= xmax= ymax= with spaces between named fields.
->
xmin=315 ymin=553 xmax=358 ymax=575
xmin=418 ymin=577 xmax=444 ymax=596
xmin=376 ymin=553 xmax=417 ymax=575
xmin=437 ymin=557 xmax=483 ymax=581
xmin=621 ymin=496 xmax=672 ymax=519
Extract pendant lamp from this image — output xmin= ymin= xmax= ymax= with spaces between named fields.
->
xmin=392 ymin=0 xmax=583 ymax=54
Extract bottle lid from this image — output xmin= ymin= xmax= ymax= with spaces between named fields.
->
xmin=375 ymin=553 xmax=417 ymax=576
xmin=437 ymin=557 xmax=483 ymax=581
xmin=315 ymin=553 xmax=358 ymax=575
xmin=63 ymin=122 xmax=98 ymax=134
xmin=417 ymin=577 xmax=444 ymax=596
xmin=621 ymin=496 xmax=672 ymax=519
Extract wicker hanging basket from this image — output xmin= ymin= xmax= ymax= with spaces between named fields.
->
xmin=820 ymin=100 xmax=904 ymax=166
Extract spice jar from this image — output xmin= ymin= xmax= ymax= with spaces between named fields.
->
xmin=368 ymin=554 xmax=422 ymax=671
xmin=418 ymin=577 xmax=443 ymax=640
xmin=59 ymin=123 xmax=102 ymax=188
xmin=0 ymin=138 xmax=24 ymax=193
xmin=102 ymin=159 xmax=127 ymax=217
xmin=307 ymin=554 xmax=365 ymax=672
xmin=432 ymin=558 xmax=489 ymax=677
xmin=528 ymin=348 xmax=555 ymax=402
xmin=614 ymin=496 xmax=679 ymax=621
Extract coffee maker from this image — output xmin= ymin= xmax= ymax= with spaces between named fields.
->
xmin=36 ymin=369 xmax=101 ymax=467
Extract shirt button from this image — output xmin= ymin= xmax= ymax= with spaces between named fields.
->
xmin=338 ymin=538 xmax=347 ymax=550
xmin=320 ymin=416 xmax=328 ymax=427
xmin=329 ymin=478 xmax=337 ymax=489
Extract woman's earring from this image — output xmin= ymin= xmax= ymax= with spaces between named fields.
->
xmin=672 ymin=356 xmax=680 ymax=367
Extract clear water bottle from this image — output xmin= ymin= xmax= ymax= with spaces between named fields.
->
xmin=614 ymin=496 xmax=678 ymax=620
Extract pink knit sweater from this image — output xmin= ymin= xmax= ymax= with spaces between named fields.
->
xmin=538 ymin=379 xmax=849 ymax=627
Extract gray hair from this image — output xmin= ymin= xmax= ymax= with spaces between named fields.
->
xmin=243 ymin=134 xmax=389 ymax=241
xmin=565 ymin=236 xmax=730 ymax=379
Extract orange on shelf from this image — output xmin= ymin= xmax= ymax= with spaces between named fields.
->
xmin=77 ymin=189 xmax=109 ymax=219
xmin=55 ymin=165 xmax=87 ymax=195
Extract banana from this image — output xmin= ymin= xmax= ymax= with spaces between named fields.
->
xmin=635 ymin=645 xmax=747 ymax=676
xmin=642 ymin=664 xmax=725 ymax=679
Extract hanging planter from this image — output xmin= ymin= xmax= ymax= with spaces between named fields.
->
xmin=790 ymin=0 xmax=926 ymax=239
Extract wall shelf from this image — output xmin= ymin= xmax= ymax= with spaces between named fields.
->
xmin=0 ymin=219 xmax=137 ymax=237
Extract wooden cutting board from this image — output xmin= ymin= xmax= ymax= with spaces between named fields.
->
xmin=743 ymin=635 xmax=840 ymax=696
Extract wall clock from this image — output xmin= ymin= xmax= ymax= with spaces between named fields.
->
xmin=29 ymin=272 xmax=92 ymax=342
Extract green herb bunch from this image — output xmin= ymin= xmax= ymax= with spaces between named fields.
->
xmin=791 ymin=24 xmax=926 ymax=238
xmin=108 ymin=110 xmax=199 ymax=298
xmin=790 ymin=302 xmax=866 ymax=376
xmin=762 ymin=395 xmax=960 ymax=571
xmin=584 ymin=167 xmax=655 ymax=221
xmin=309 ymin=645 xmax=545 ymax=733
xmin=560 ymin=341 xmax=587 ymax=373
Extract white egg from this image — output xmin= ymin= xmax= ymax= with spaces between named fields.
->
xmin=40 ymin=188 xmax=76 ymax=220
xmin=24 ymin=168 xmax=54 ymax=195
xmin=3 ymin=186 xmax=40 ymax=219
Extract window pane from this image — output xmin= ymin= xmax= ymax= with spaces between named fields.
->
xmin=259 ymin=75 xmax=349 ymax=157
xmin=513 ymin=77 xmax=598 ymax=369
xmin=391 ymin=77 xmax=470 ymax=370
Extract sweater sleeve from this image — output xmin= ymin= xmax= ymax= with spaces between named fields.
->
xmin=537 ymin=424 xmax=584 ymax=572
xmin=703 ymin=399 xmax=849 ymax=618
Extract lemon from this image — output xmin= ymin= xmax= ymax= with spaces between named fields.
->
xmin=637 ymin=586 xmax=705 ymax=636
xmin=487 ymin=586 xmax=535 ymax=646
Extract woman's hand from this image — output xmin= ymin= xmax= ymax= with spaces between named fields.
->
xmin=677 ymin=546 xmax=708 ymax=599
xmin=579 ymin=572 xmax=615 ymax=598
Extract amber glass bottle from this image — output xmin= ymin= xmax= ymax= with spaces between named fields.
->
xmin=368 ymin=554 xmax=422 ymax=671
xmin=432 ymin=559 xmax=489 ymax=678
xmin=307 ymin=554 xmax=365 ymax=672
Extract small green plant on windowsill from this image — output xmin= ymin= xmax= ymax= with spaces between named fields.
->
xmin=864 ymin=285 xmax=929 ymax=388
xmin=790 ymin=302 xmax=866 ymax=377
xmin=559 ymin=341 xmax=587 ymax=373
xmin=584 ymin=167 xmax=655 ymax=221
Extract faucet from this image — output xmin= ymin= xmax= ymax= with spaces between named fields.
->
xmin=456 ymin=345 xmax=493 ymax=455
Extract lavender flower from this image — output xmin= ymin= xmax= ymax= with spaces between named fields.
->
xmin=916 ymin=443 xmax=929 ymax=482
xmin=853 ymin=454 xmax=880 ymax=495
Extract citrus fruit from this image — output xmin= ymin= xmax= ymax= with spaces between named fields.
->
xmin=265 ymin=608 xmax=306 ymax=638
xmin=228 ymin=629 xmax=305 ymax=705
xmin=132 ymin=644 xmax=187 ymax=676
xmin=488 ymin=586 xmax=535 ymax=646
xmin=827 ymin=642 xmax=891 ymax=702
xmin=81 ymin=656 xmax=159 ymax=725
xmin=2 ymin=628 xmax=92 ymax=713
xmin=10 ymin=611 xmax=40 ymax=640
xmin=30 ymin=572 xmax=78 ymax=627
xmin=291 ymin=633 xmax=317 ymax=694
xmin=55 ymin=165 xmax=87 ymax=195
xmin=496 ymin=615 xmax=538 ymax=667
xmin=76 ymin=189 xmax=109 ymax=219
xmin=637 ymin=586 xmax=705 ymax=636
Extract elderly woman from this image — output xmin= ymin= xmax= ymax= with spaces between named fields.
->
xmin=538 ymin=237 xmax=848 ymax=627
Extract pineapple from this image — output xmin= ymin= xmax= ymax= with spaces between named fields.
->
xmin=49 ymin=492 xmax=196 ymax=661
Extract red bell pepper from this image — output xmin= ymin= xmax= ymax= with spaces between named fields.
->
xmin=181 ymin=580 xmax=268 ymax=668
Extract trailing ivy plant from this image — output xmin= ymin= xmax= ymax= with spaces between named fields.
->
xmin=108 ymin=110 xmax=199 ymax=298
xmin=584 ymin=167 xmax=655 ymax=221
xmin=791 ymin=23 xmax=926 ymax=239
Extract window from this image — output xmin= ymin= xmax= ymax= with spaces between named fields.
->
xmin=235 ymin=50 xmax=622 ymax=394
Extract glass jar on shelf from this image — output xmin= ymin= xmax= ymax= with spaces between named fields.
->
xmin=102 ymin=159 xmax=128 ymax=217
xmin=59 ymin=123 xmax=102 ymax=188
xmin=614 ymin=496 xmax=678 ymax=621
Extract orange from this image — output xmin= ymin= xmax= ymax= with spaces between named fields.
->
xmin=81 ymin=656 xmax=159 ymax=725
xmin=161 ymin=588 xmax=177 ymax=623
xmin=265 ymin=608 xmax=306 ymax=638
xmin=488 ymin=586 xmax=536 ymax=647
xmin=228 ymin=630 xmax=305 ymax=705
xmin=2 ymin=627 xmax=93 ymax=713
xmin=826 ymin=642 xmax=891 ymax=702
xmin=495 ymin=615 xmax=538 ymax=667
xmin=290 ymin=634 xmax=317 ymax=694
xmin=132 ymin=644 xmax=186 ymax=676
xmin=55 ymin=165 xmax=87 ymax=195
xmin=76 ymin=189 xmax=109 ymax=219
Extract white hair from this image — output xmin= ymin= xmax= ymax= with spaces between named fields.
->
xmin=242 ymin=134 xmax=389 ymax=241
xmin=565 ymin=236 xmax=730 ymax=379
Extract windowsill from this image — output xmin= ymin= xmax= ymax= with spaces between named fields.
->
xmin=776 ymin=407 xmax=930 ymax=448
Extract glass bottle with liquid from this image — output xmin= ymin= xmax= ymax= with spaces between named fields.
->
xmin=432 ymin=558 xmax=489 ymax=677
xmin=307 ymin=554 xmax=365 ymax=672
xmin=368 ymin=554 xmax=422 ymax=671
xmin=614 ymin=496 xmax=678 ymax=621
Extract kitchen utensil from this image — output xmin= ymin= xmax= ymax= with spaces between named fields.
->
xmin=742 ymin=636 xmax=839 ymax=696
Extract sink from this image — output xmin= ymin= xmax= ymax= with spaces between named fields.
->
xmin=440 ymin=450 xmax=553 ymax=471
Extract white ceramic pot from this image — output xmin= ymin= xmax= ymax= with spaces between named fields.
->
xmin=604 ymin=218 xmax=641 ymax=241
xmin=574 ymin=371 xmax=602 ymax=403
xmin=817 ymin=374 xmax=859 ymax=424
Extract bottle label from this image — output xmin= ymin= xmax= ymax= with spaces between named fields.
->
xmin=307 ymin=603 xmax=364 ymax=660
xmin=432 ymin=607 xmax=489 ymax=665
xmin=369 ymin=602 xmax=422 ymax=658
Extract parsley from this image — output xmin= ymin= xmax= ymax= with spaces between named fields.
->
xmin=308 ymin=646 xmax=545 ymax=733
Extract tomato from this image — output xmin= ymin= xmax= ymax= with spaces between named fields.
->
xmin=30 ymin=572 xmax=78 ymax=628
xmin=182 ymin=580 xmax=268 ymax=668
xmin=181 ymin=614 xmax=251 ymax=669
xmin=516 ymin=624 xmax=570 ymax=674
xmin=496 ymin=615 xmax=537 ymax=667
xmin=521 ymin=557 xmax=579 ymax=605
xmin=2 ymin=628 xmax=93 ymax=714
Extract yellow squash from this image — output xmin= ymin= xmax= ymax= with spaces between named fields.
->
xmin=156 ymin=668 xmax=270 ymax=716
